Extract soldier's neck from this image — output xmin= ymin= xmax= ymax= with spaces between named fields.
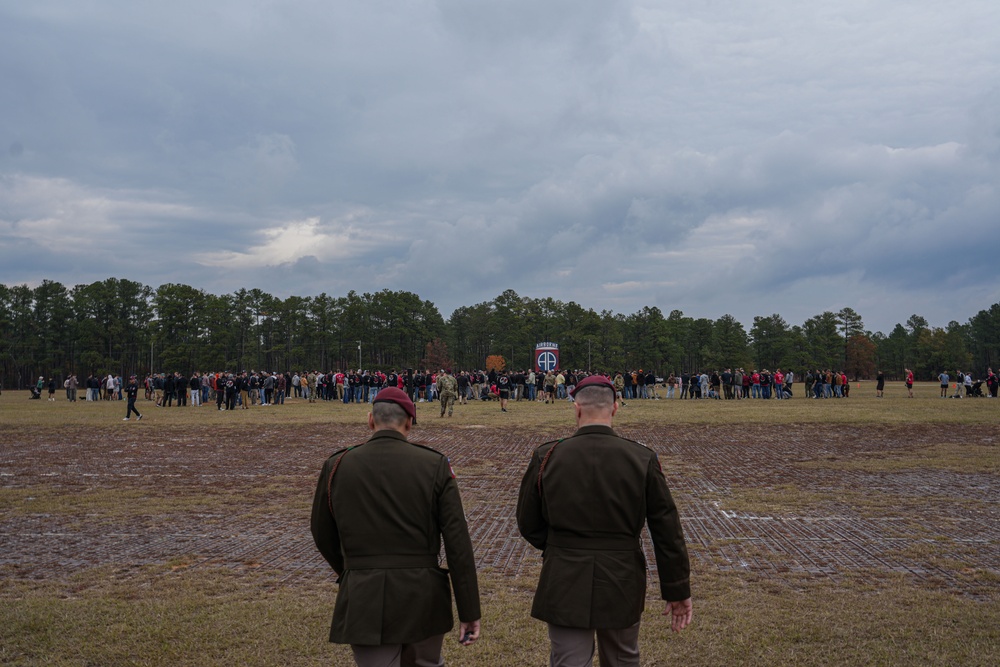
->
xmin=576 ymin=416 xmax=613 ymax=429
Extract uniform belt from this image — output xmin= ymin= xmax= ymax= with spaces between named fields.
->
xmin=345 ymin=554 xmax=440 ymax=570
xmin=547 ymin=532 xmax=640 ymax=551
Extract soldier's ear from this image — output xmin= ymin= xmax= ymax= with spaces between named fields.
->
xmin=368 ymin=413 xmax=376 ymax=431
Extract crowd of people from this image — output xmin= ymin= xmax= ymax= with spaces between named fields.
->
xmin=936 ymin=369 xmax=1000 ymax=398
xmin=660 ymin=369 xmax=796 ymax=400
xmin=121 ymin=367 xmax=876 ymax=410
xmin=23 ymin=365 xmax=1000 ymax=410
xmin=131 ymin=369 xmax=574 ymax=411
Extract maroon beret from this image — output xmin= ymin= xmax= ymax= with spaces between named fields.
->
xmin=570 ymin=374 xmax=616 ymax=398
xmin=372 ymin=387 xmax=416 ymax=421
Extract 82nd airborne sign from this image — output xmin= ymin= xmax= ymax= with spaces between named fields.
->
xmin=534 ymin=342 xmax=559 ymax=372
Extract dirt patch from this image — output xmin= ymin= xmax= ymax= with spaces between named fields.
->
xmin=1 ymin=424 xmax=996 ymax=596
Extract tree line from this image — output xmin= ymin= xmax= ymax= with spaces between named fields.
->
xmin=1 ymin=279 xmax=997 ymax=389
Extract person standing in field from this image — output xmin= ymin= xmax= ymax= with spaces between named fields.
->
xmin=175 ymin=373 xmax=187 ymax=407
xmin=497 ymin=370 xmax=512 ymax=412
xmin=457 ymin=371 xmax=470 ymax=405
xmin=544 ymin=371 xmax=557 ymax=404
xmin=190 ymin=372 xmax=201 ymax=407
xmin=299 ymin=373 xmax=319 ymax=403
xmin=437 ymin=368 xmax=458 ymax=418
xmin=311 ymin=387 xmax=481 ymax=666
xmin=876 ymin=370 xmax=885 ymax=398
xmin=123 ymin=375 xmax=142 ymax=421
xmin=905 ymin=368 xmax=914 ymax=398
xmin=517 ymin=375 xmax=692 ymax=666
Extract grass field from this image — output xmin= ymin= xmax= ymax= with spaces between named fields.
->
xmin=1 ymin=383 xmax=997 ymax=666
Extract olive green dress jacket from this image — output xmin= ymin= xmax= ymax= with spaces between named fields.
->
xmin=311 ymin=430 xmax=481 ymax=645
xmin=517 ymin=424 xmax=690 ymax=629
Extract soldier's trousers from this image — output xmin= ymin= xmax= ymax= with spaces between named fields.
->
xmin=350 ymin=633 xmax=444 ymax=667
xmin=547 ymin=622 xmax=640 ymax=667
xmin=440 ymin=392 xmax=455 ymax=416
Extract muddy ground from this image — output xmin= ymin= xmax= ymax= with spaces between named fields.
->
xmin=1 ymin=424 xmax=996 ymax=596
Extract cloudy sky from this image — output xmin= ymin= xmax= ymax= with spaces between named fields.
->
xmin=2 ymin=0 xmax=999 ymax=333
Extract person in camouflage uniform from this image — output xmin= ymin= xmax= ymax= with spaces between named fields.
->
xmin=437 ymin=368 xmax=458 ymax=418
xmin=307 ymin=371 xmax=318 ymax=403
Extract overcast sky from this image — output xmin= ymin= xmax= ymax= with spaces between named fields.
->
xmin=2 ymin=1 xmax=999 ymax=334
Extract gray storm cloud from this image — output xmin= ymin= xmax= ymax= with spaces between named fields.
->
xmin=1 ymin=1 xmax=998 ymax=331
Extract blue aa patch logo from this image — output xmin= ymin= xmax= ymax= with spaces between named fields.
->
xmin=535 ymin=342 xmax=559 ymax=372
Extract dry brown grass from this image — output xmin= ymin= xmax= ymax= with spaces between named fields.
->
xmin=796 ymin=442 xmax=999 ymax=475
xmin=1 ymin=567 xmax=997 ymax=666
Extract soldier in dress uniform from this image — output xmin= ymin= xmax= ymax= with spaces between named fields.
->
xmin=311 ymin=387 xmax=480 ymax=666
xmin=516 ymin=374 xmax=692 ymax=667
xmin=437 ymin=368 xmax=458 ymax=418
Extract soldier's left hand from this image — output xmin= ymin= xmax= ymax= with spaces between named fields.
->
xmin=663 ymin=598 xmax=693 ymax=633
xmin=458 ymin=619 xmax=481 ymax=645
